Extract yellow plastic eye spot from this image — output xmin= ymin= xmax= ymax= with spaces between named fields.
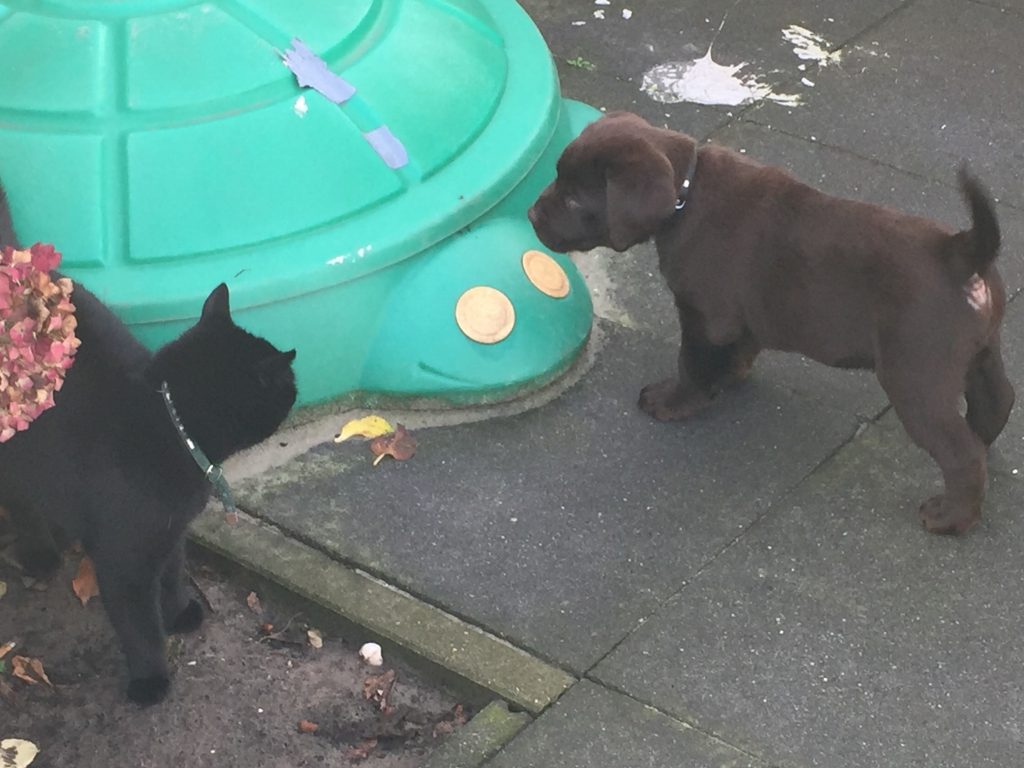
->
xmin=455 ymin=286 xmax=516 ymax=344
xmin=522 ymin=249 xmax=570 ymax=299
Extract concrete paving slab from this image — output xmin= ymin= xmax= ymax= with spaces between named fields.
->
xmin=749 ymin=0 xmax=1024 ymax=208
xmin=592 ymin=298 xmax=1024 ymax=768
xmin=235 ymin=321 xmax=863 ymax=673
xmin=487 ymin=681 xmax=768 ymax=768
xmin=521 ymin=0 xmax=903 ymax=141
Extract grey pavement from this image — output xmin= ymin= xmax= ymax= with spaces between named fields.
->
xmin=226 ymin=1 xmax=1024 ymax=765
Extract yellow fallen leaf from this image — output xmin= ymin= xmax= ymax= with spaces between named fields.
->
xmin=0 ymin=738 xmax=40 ymax=768
xmin=71 ymin=557 xmax=99 ymax=606
xmin=334 ymin=415 xmax=394 ymax=443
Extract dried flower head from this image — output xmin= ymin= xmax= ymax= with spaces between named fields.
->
xmin=1 ymin=243 xmax=80 ymax=442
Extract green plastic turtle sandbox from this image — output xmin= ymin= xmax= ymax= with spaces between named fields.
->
xmin=0 ymin=0 xmax=598 ymax=407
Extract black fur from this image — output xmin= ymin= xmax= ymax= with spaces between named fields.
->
xmin=0 ymin=183 xmax=297 ymax=704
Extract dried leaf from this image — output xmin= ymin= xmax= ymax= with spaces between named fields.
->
xmin=369 ymin=424 xmax=417 ymax=467
xmin=259 ymin=622 xmax=275 ymax=635
xmin=0 ymin=738 xmax=39 ymax=768
xmin=0 ymin=641 xmax=14 ymax=660
xmin=306 ymin=629 xmax=323 ymax=649
xmin=297 ymin=719 xmax=319 ymax=734
xmin=11 ymin=656 xmax=51 ymax=687
xmin=71 ymin=556 xmax=99 ymax=606
xmin=433 ymin=704 xmax=468 ymax=738
xmin=335 ymin=415 xmax=394 ymax=443
xmin=344 ymin=738 xmax=377 ymax=762
xmin=246 ymin=592 xmax=262 ymax=614
xmin=363 ymin=669 xmax=397 ymax=712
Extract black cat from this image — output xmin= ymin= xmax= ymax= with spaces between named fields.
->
xmin=0 ymin=185 xmax=297 ymax=704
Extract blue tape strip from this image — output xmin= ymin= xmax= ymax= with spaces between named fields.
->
xmin=282 ymin=38 xmax=356 ymax=104
xmin=363 ymin=126 xmax=409 ymax=170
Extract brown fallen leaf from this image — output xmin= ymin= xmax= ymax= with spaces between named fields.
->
xmin=11 ymin=656 xmax=52 ymax=687
xmin=433 ymin=704 xmax=469 ymax=738
xmin=297 ymin=719 xmax=319 ymax=734
xmin=71 ymin=556 xmax=99 ymax=606
xmin=259 ymin=622 xmax=275 ymax=636
xmin=344 ymin=738 xmax=378 ymax=762
xmin=369 ymin=424 xmax=417 ymax=467
xmin=362 ymin=669 xmax=397 ymax=712
xmin=0 ymin=640 xmax=14 ymax=659
xmin=245 ymin=591 xmax=262 ymax=614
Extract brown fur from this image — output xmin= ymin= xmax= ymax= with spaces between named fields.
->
xmin=529 ymin=112 xmax=1014 ymax=535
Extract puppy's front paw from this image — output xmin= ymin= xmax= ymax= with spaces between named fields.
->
xmin=919 ymin=495 xmax=980 ymax=535
xmin=168 ymin=599 xmax=204 ymax=635
xmin=127 ymin=675 xmax=171 ymax=706
xmin=638 ymin=379 xmax=711 ymax=421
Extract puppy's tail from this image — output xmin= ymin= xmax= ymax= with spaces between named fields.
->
xmin=0 ymin=179 xmax=17 ymax=250
xmin=946 ymin=165 xmax=1000 ymax=281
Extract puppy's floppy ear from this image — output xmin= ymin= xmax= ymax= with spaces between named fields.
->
xmin=605 ymin=139 xmax=678 ymax=251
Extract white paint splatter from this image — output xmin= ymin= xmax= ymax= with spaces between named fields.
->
xmin=642 ymin=50 xmax=799 ymax=107
xmin=641 ymin=9 xmax=800 ymax=108
xmin=293 ymin=95 xmax=308 ymax=117
xmin=327 ymin=253 xmax=348 ymax=265
xmin=781 ymin=25 xmax=842 ymax=65
xmin=623 ymin=9 xmax=633 ymax=20
xmin=572 ymin=20 xmax=586 ymax=26
xmin=594 ymin=9 xmax=605 ymax=19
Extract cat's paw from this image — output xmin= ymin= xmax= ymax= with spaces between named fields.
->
xmin=168 ymin=599 xmax=204 ymax=635
xmin=127 ymin=675 xmax=171 ymax=706
xmin=15 ymin=544 xmax=62 ymax=579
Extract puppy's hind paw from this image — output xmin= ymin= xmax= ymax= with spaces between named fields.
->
xmin=919 ymin=495 xmax=981 ymax=536
xmin=638 ymin=379 xmax=712 ymax=421
xmin=127 ymin=675 xmax=171 ymax=706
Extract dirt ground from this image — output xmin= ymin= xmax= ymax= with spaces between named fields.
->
xmin=0 ymin=537 xmax=468 ymax=768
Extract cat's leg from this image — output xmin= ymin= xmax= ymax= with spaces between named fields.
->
xmin=90 ymin=539 xmax=172 ymax=705
xmin=161 ymin=536 xmax=204 ymax=635
xmin=7 ymin=503 xmax=63 ymax=578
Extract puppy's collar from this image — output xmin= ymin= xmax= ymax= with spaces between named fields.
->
xmin=674 ymin=148 xmax=699 ymax=212
xmin=159 ymin=381 xmax=236 ymax=519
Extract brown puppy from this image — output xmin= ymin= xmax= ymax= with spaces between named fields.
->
xmin=529 ymin=112 xmax=1014 ymax=535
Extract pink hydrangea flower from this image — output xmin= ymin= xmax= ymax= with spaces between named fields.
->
xmin=1 ymin=243 xmax=80 ymax=442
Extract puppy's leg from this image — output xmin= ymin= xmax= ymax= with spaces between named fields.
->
xmin=91 ymin=537 xmax=172 ymax=705
xmin=965 ymin=340 xmax=1014 ymax=445
xmin=880 ymin=361 xmax=987 ymax=535
xmin=161 ymin=536 xmax=204 ymax=635
xmin=639 ymin=334 xmax=758 ymax=421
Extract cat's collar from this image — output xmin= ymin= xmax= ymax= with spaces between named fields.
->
xmin=159 ymin=381 xmax=236 ymax=519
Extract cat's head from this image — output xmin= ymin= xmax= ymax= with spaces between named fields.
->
xmin=147 ymin=284 xmax=297 ymax=462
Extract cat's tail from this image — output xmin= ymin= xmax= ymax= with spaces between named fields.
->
xmin=0 ymin=180 xmax=17 ymax=249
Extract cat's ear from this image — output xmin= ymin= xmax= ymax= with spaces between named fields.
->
xmin=255 ymin=349 xmax=296 ymax=386
xmin=200 ymin=283 xmax=231 ymax=323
